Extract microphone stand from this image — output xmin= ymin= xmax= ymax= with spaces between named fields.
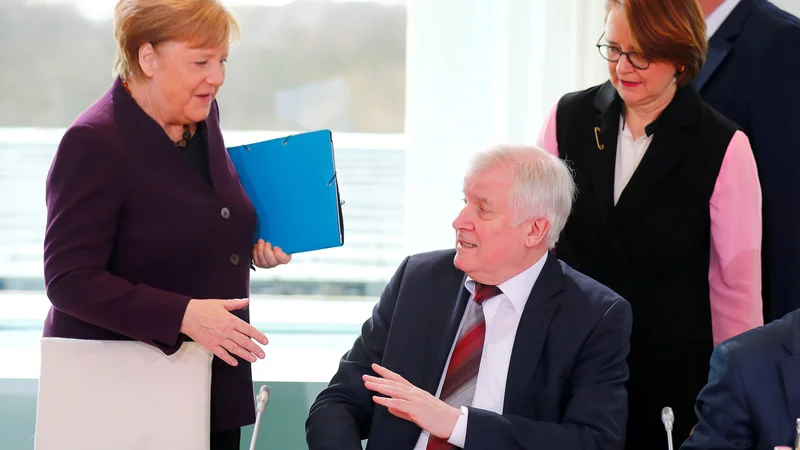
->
xmin=795 ymin=418 xmax=800 ymax=450
xmin=779 ymin=420 xmax=800 ymax=450
xmin=662 ymin=406 xmax=675 ymax=450
xmin=667 ymin=426 xmax=673 ymax=450
xmin=249 ymin=385 xmax=271 ymax=450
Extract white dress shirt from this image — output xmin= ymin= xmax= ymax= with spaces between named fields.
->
xmin=614 ymin=115 xmax=654 ymax=204
xmin=706 ymin=0 xmax=741 ymax=38
xmin=412 ymin=252 xmax=548 ymax=449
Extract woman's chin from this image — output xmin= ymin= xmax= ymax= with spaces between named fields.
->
xmin=185 ymin=106 xmax=212 ymax=123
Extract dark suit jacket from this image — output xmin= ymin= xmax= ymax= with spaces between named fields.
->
xmin=42 ymin=77 xmax=258 ymax=432
xmin=680 ymin=309 xmax=800 ymax=450
xmin=694 ymin=0 xmax=800 ymax=321
xmin=305 ymin=250 xmax=632 ymax=450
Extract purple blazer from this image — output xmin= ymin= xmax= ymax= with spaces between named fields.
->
xmin=43 ymin=77 xmax=258 ymax=432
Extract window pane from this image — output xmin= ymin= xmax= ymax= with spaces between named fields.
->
xmin=0 ymin=0 xmax=406 ymax=133
xmin=0 ymin=0 xmax=407 ymax=297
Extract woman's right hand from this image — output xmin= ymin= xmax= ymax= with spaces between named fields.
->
xmin=179 ymin=298 xmax=268 ymax=367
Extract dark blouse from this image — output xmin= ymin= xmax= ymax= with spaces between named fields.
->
xmin=180 ymin=122 xmax=211 ymax=185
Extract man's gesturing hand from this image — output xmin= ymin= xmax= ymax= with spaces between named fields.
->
xmin=364 ymin=363 xmax=462 ymax=440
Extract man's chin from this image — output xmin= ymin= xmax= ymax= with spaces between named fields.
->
xmin=452 ymin=253 xmax=471 ymax=272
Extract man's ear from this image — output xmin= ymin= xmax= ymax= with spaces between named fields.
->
xmin=525 ymin=217 xmax=550 ymax=248
xmin=138 ymin=42 xmax=156 ymax=77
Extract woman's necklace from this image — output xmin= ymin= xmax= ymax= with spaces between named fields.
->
xmin=174 ymin=125 xmax=192 ymax=148
xmin=122 ymin=81 xmax=192 ymax=147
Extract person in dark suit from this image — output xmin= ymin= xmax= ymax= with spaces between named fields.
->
xmin=680 ymin=309 xmax=800 ymax=450
xmin=305 ymin=144 xmax=633 ymax=450
xmin=42 ymin=1 xmax=290 ymax=448
xmin=694 ymin=0 xmax=800 ymax=323
xmin=536 ymin=0 xmax=763 ymax=448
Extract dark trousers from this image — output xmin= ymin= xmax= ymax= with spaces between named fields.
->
xmin=211 ymin=428 xmax=241 ymax=450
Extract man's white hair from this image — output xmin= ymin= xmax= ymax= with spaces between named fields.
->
xmin=466 ymin=144 xmax=576 ymax=249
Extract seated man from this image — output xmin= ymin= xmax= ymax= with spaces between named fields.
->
xmin=305 ymin=144 xmax=632 ymax=450
xmin=681 ymin=309 xmax=800 ymax=450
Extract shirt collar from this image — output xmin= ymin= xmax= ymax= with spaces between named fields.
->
xmin=706 ymin=0 xmax=741 ymax=38
xmin=464 ymin=251 xmax=549 ymax=313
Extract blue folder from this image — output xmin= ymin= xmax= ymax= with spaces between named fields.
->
xmin=227 ymin=129 xmax=344 ymax=254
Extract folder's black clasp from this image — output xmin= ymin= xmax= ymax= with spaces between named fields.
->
xmin=328 ymin=171 xmax=345 ymax=205
xmin=243 ymin=144 xmax=251 ymax=152
xmin=283 ymin=135 xmax=291 ymax=145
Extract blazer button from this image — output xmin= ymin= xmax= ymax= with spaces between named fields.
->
xmin=230 ymin=253 xmax=240 ymax=265
xmin=220 ymin=207 xmax=231 ymax=219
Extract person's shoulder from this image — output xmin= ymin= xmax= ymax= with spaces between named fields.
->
xmin=768 ymin=15 xmax=800 ymax=51
xmin=382 ymin=249 xmax=461 ymax=295
xmin=685 ymin=83 xmax=740 ymax=142
xmin=60 ymin=80 xmax=138 ymax=154
xmin=405 ymin=249 xmax=459 ymax=275
xmin=557 ymin=82 xmax=607 ymax=111
xmin=557 ymin=258 xmax=628 ymax=312
xmin=740 ymin=1 xmax=800 ymax=57
xmin=72 ymin=86 xmax=118 ymax=133
xmin=698 ymin=99 xmax=740 ymax=137
xmin=755 ymin=0 xmax=800 ymax=32
xmin=717 ymin=310 xmax=798 ymax=363
xmin=60 ymin=89 xmax=121 ymax=150
xmin=52 ymin=116 xmax=125 ymax=183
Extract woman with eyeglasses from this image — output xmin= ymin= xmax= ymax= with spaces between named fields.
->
xmin=537 ymin=0 xmax=763 ymax=448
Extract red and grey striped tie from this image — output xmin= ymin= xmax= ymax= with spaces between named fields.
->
xmin=426 ymin=283 xmax=502 ymax=450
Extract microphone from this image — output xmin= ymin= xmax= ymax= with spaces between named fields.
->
xmin=662 ymin=406 xmax=675 ymax=450
xmin=249 ymin=384 xmax=271 ymax=450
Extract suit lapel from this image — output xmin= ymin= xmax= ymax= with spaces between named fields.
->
xmin=503 ymin=253 xmax=564 ymax=412
xmin=614 ymin=86 xmax=700 ymax=224
xmin=204 ymin=101 xmax=229 ymax=192
xmin=693 ymin=0 xmax=757 ymax=91
xmin=779 ymin=356 xmax=800 ymax=441
xmin=589 ymin=83 xmax=625 ymax=255
xmin=373 ymin=260 xmax=466 ymax=450
xmin=420 ymin=268 xmax=471 ymax=396
xmin=692 ymin=39 xmax=732 ymax=92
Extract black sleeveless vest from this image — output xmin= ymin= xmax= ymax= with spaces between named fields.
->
xmin=554 ymin=81 xmax=737 ymax=345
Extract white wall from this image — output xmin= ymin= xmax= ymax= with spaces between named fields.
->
xmin=402 ymin=0 xmax=799 ymax=255
xmin=403 ymin=0 xmax=608 ymax=254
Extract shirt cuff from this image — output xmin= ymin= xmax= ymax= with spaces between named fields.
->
xmin=447 ymin=406 xmax=469 ymax=448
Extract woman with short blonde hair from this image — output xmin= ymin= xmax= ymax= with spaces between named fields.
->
xmin=43 ymin=1 xmax=288 ymax=448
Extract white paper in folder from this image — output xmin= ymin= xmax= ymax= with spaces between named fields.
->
xmin=34 ymin=338 xmax=213 ymax=450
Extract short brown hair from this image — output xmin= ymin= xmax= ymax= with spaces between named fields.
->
xmin=606 ymin=0 xmax=707 ymax=85
xmin=113 ymin=0 xmax=240 ymax=81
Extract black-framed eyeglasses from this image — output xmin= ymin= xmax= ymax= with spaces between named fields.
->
xmin=596 ymin=34 xmax=651 ymax=70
